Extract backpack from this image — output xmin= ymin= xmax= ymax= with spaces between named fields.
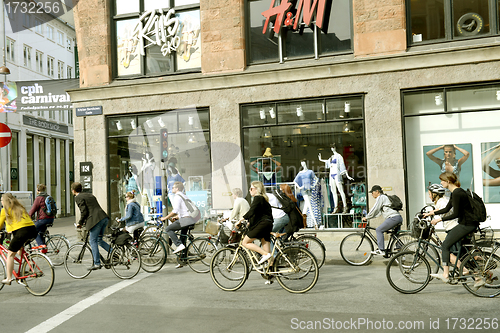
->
xmin=465 ymin=189 xmax=487 ymax=224
xmin=273 ymin=189 xmax=295 ymax=214
xmin=178 ymin=194 xmax=201 ymax=222
xmin=384 ymin=194 xmax=403 ymax=211
xmin=43 ymin=194 xmax=58 ymax=217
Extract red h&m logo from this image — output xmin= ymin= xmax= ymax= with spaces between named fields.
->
xmin=261 ymin=0 xmax=331 ymax=34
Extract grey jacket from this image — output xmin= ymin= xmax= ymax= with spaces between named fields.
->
xmin=365 ymin=194 xmax=400 ymax=220
xmin=75 ymin=192 xmax=109 ymax=230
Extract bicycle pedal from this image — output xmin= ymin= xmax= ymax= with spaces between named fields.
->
xmin=448 ymin=279 xmax=459 ymax=285
xmin=17 ymin=279 xmax=27 ymax=287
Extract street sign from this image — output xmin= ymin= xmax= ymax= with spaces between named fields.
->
xmin=0 ymin=122 xmax=12 ymax=148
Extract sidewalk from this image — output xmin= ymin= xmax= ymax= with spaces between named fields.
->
xmin=50 ymin=216 xmax=385 ymax=266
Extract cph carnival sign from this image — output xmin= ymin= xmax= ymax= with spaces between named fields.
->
xmin=133 ymin=8 xmax=180 ymax=57
xmin=261 ymin=0 xmax=331 ymax=34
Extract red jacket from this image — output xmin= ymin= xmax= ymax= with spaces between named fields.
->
xmin=29 ymin=193 xmax=54 ymax=221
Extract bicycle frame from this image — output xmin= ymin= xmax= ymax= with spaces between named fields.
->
xmin=0 ymin=244 xmax=39 ymax=281
xmin=358 ymin=225 xmax=403 ymax=255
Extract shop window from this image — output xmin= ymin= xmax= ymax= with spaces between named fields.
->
xmin=10 ymin=132 xmax=19 ymax=191
xmin=403 ymin=83 xmax=500 ymax=229
xmin=408 ymin=0 xmax=493 ymax=45
xmin=50 ymin=138 xmax=57 ymax=197
xmin=241 ymin=96 xmax=366 ymax=229
xmin=27 ymin=135 xmax=34 ymax=194
xmin=69 ymin=142 xmax=75 ymax=215
xmin=60 ymin=141 xmax=66 ymax=216
xmin=107 ymin=108 xmax=211 ymax=228
xmin=247 ymin=0 xmax=353 ymax=64
xmin=39 ymin=137 xmax=46 ymax=186
xmin=113 ymin=0 xmax=201 ymax=77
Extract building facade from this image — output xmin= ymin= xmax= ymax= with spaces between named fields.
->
xmin=69 ymin=0 xmax=500 ymax=229
xmin=0 ymin=5 xmax=77 ymax=216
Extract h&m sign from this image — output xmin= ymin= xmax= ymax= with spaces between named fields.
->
xmin=261 ymin=0 xmax=331 ymax=34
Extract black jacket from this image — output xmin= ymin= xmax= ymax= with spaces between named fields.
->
xmin=75 ymin=192 xmax=109 ymax=230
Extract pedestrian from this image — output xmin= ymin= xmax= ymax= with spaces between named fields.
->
xmin=0 ymin=193 xmax=37 ymax=284
xmin=362 ymin=185 xmax=403 ymax=256
xmin=28 ymin=184 xmax=55 ymax=252
xmin=71 ymin=182 xmax=111 ymax=271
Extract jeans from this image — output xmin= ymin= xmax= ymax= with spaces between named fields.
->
xmin=35 ymin=218 xmax=54 ymax=246
xmin=89 ymin=217 xmax=111 ymax=266
xmin=164 ymin=221 xmax=189 ymax=247
xmin=272 ymin=215 xmax=290 ymax=233
xmin=375 ymin=215 xmax=403 ymax=251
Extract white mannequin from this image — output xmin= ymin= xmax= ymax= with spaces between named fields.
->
xmin=319 ymin=144 xmax=354 ymax=213
xmin=293 ymin=160 xmax=318 ymax=228
xmin=141 ymin=151 xmax=156 ymax=206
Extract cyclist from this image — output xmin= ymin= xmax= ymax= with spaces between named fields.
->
xmin=237 ymin=181 xmax=274 ymax=265
xmin=229 ymin=188 xmax=250 ymax=222
xmin=118 ymin=191 xmax=144 ymax=238
xmin=0 ymin=193 xmax=38 ymax=285
xmin=28 ymin=184 xmax=54 ymax=253
xmin=362 ymin=185 xmax=403 ymax=257
xmin=71 ymin=182 xmax=111 ymax=271
xmin=424 ymin=172 xmax=479 ymax=287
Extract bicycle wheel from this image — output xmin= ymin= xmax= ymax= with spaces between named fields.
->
xmin=460 ymin=251 xmax=500 ymax=298
xmin=274 ymin=246 xmax=319 ymax=293
xmin=186 ymin=237 xmax=217 ymax=273
xmin=64 ymin=243 xmax=93 ymax=279
xmin=340 ymin=233 xmax=373 ymax=266
xmin=0 ymin=258 xmax=5 ymax=292
xmin=210 ymin=247 xmax=248 ymax=291
xmin=386 ymin=251 xmax=431 ymax=294
xmin=21 ymin=253 xmax=55 ymax=296
xmin=401 ymin=240 xmax=440 ymax=274
xmin=390 ymin=232 xmax=414 ymax=256
xmin=138 ymin=237 xmax=167 ymax=273
xmin=295 ymin=235 xmax=326 ymax=268
xmin=111 ymin=244 xmax=141 ymax=279
xmin=45 ymin=235 xmax=70 ymax=266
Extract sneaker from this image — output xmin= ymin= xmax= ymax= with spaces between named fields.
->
xmin=473 ymin=279 xmax=486 ymax=291
xmin=371 ymin=249 xmax=385 ymax=256
xmin=430 ymin=273 xmax=449 ymax=283
xmin=173 ymin=244 xmax=186 ymax=254
xmin=175 ymin=263 xmax=184 ymax=269
xmin=257 ymin=253 xmax=272 ymax=265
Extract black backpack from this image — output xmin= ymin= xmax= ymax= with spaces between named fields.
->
xmin=273 ymin=189 xmax=295 ymax=214
xmin=42 ymin=194 xmax=58 ymax=217
xmin=465 ymin=189 xmax=487 ymax=224
xmin=384 ymin=194 xmax=403 ymax=211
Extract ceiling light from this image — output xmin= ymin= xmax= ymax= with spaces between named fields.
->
xmin=292 ymin=128 xmax=301 ymax=135
xmin=116 ymin=120 xmax=122 ymax=131
xmin=296 ymin=106 xmax=303 ymax=118
xmin=344 ymin=101 xmax=351 ymax=113
xmin=0 ymin=66 xmax=10 ymax=75
xmin=158 ymin=118 xmax=165 ymax=127
xmin=269 ymin=108 xmax=275 ymax=119
xmin=343 ymin=122 xmax=354 ymax=133
xmin=260 ymin=109 xmax=266 ymax=120
xmin=130 ymin=119 xmax=136 ymax=129
xmin=261 ymin=127 xmax=272 ymax=139
xmin=146 ymin=119 xmax=153 ymax=128
xmin=188 ymin=116 xmax=194 ymax=126
xmin=188 ymin=132 xmax=197 ymax=144
xmin=435 ymin=94 xmax=443 ymax=106
xmin=496 ymin=91 xmax=500 ymax=101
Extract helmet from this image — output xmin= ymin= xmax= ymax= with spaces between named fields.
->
xmin=428 ymin=183 xmax=445 ymax=195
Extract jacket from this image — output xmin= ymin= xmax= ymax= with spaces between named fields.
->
xmin=0 ymin=208 xmax=35 ymax=233
xmin=28 ymin=192 xmax=54 ymax=221
xmin=75 ymin=192 xmax=109 ymax=231
xmin=119 ymin=199 xmax=144 ymax=227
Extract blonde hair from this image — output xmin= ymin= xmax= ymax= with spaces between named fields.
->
xmin=232 ymin=188 xmax=243 ymax=198
xmin=251 ymin=181 xmax=269 ymax=202
xmin=1 ymin=193 xmax=28 ymax=225
xmin=126 ymin=191 xmax=135 ymax=199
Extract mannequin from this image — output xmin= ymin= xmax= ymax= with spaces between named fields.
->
xmin=126 ymin=164 xmax=141 ymax=196
xmin=293 ymin=159 xmax=318 ymax=228
xmin=141 ymin=150 xmax=156 ymax=206
xmin=319 ymin=144 xmax=354 ymax=213
xmin=167 ymin=158 xmax=185 ymax=204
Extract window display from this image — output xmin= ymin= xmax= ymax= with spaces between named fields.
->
xmin=482 ymin=142 xmax=500 ymax=203
xmin=241 ymin=95 xmax=366 ymax=229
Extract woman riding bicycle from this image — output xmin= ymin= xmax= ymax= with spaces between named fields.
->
xmin=237 ymin=181 xmax=274 ymax=265
xmin=0 ymin=193 xmax=38 ymax=285
xmin=424 ymin=172 xmax=479 ymax=287
xmin=118 ymin=191 xmax=144 ymax=238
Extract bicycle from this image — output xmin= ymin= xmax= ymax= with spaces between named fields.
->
xmin=138 ymin=217 xmax=216 ymax=273
xmin=209 ymin=222 xmax=319 ymax=293
xmin=25 ymin=222 xmax=70 ymax=266
xmin=386 ymin=217 xmax=500 ymax=298
xmin=0 ymin=230 xmax=55 ymax=296
xmin=64 ymin=223 xmax=142 ymax=279
xmin=339 ymin=222 xmax=414 ymax=265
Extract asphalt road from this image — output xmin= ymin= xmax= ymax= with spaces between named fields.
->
xmin=1 ymin=218 xmax=499 ymax=333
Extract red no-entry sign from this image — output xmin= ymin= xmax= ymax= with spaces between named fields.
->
xmin=0 ymin=122 xmax=12 ymax=148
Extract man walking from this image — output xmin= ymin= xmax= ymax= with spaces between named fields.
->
xmin=71 ymin=182 xmax=111 ymax=270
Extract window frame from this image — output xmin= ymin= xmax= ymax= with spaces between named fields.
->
xmin=6 ymin=38 xmax=15 ymax=62
xmin=23 ymin=44 xmax=32 ymax=68
xmin=36 ymin=50 xmax=43 ymax=73
xmin=47 ymin=56 xmax=54 ymax=77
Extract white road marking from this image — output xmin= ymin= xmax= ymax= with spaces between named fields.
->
xmin=25 ymin=272 xmax=150 ymax=333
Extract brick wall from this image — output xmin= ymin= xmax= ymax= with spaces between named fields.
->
xmin=353 ymin=0 xmax=406 ymax=56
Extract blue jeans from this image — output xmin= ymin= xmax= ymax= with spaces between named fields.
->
xmin=375 ymin=215 xmax=403 ymax=251
xmin=272 ymin=215 xmax=290 ymax=233
xmin=89 ymin=217 xmax=111 ymax=265
xmin=35 ymin=218 xmax=54 ymax=246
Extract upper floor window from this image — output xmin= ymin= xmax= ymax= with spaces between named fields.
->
xmin=6 ymin=38 xmax=15 ymax=62
xmin=66 ymin=38 xmax=72 ymax=51
xmin=34 ymin=18 xmax=43 ymax=34
xmin=47 ymin=56 xmax=54 ymax=77
xmin=46 ymin=25 xmax=54 ymax=40
xmin=67 ymin=65 xmax=72 ymax=78
xmin=113 ymin=0 xmax=201 ymax=77
xmin=408 ymin=0 xmax=495 ymax=45
xmin=23 ymin=45 xmax=32 ymax=68
xmin=58 ymin=61 xmax=64 ymax=78
xmin=247 ymin=0 xmax=353 ymax=64
xmin=57 ymin=30 xmax=64 ymax=45
xmin=23 ymin=13 xmax=31 ymax=28
xmin=36 ymin=50 xmax=43 ymax=73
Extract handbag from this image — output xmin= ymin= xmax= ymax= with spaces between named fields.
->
xmin=178 ymin=194 xmax=201 ymax=222
xmin=205 ymin=220 xmax=220 ymax=236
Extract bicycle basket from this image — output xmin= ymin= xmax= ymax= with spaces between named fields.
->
xmin=113 ymin=230 xmax=133 ymax=246
xmin=228 ymin=229 xmax=242 ymax=244
xmin=473 ymin=227 xmax=494 ymax=247
xmin=205 ymin=220 xmax=220 ymax=236
xmin=410 ymin=216 xmax=431 ymax=240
